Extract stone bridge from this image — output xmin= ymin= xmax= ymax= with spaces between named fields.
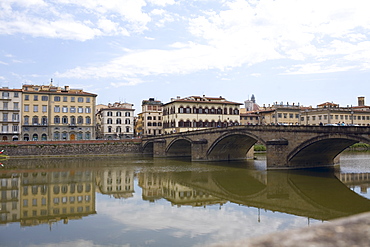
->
xmin=141 ymin=125 xmax=370 ymax=169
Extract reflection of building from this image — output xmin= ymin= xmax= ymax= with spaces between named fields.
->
xmin=0 ymin=172 xmax=20 ymax=224
xmin=96 ymin=168 xmax=135 ymax=199
xmin=138 ymin=173 xmax=163 ymax=202
xmin=138 ymin=173 xmax=226 ymax=207
xmin=96 ymin=102 xmax=135 ymax=139
xmin=21 ymin=83 xmax=97 ymax=141
xmin=138 ymin=98 xmax=163 ymax=136
xmin=163 ymin=95 xmax=242 ymax=134
xmin=338 ymin=172 xmax=370 ymax=194
xmin=19 ymin=169 xmax=96 ymax=227
xmin=0 ymin=87 xmax=22 ymax=141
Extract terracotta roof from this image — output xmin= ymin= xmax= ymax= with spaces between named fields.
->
xmin=163 ymin=95 xmax=242 ymax=106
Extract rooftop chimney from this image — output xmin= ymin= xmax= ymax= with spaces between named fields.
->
xmin=358 ymin=96 xmax=365 ymax=106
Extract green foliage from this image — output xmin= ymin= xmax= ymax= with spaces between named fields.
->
xmin=254 ymin=144 xmax=266 ymax=151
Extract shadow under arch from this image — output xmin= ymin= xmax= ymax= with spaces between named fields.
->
xmin=142 ymin=141 xmax=154 ymax=154
xmin=287 ymin=134 xmax=370 ymax=167
xmin=207 ymin=132 xmax=263 ymax=161
xmin=166 ymin=137 xmax=192 ymax=157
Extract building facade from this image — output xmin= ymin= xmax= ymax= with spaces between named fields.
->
xmin=140 ymin=98 xmax=163 ymax=136
xmin=162 ymin=95 xmax=242 ymax=133
xmin=21 ymin=84 xmax=97 ymax=141
xmin=96 ymin=102 xmax=135 ymax=139
xmin=0 ymin=88 xmax=21 ymax=141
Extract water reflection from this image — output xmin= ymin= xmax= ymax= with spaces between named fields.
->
xmin=1 ymin=156 xmax=370 ymax=230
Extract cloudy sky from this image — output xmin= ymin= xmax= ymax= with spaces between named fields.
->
xmin=1 ymin=0 xmax=370 ymax=110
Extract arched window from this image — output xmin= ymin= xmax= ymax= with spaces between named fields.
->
xmin=179 ymin=120 xmax=184 ymax=127
xmin=41 ymin=133 xmax=47 ymax=140
xmin=116 ymin=112 xmax=121 ymax=116
xmin=147 ymin=122 xmax=152 ymax=126
xmin=85 ymin=116 xmax=91 ymax=124
xmin=108 ymin=126 xmax=112 ymax=133
xmin=32 ymin=134 xmax=38 ymax=141
xmin=62 ymin=116 xmax=68 ymax=124
xmin=126 ymin=127 xmax=130 ymax=132
xmin=125 ymin=119 xmax=130 ymax=124
xmin=116 ymin=126 xmax=121 ymax=133
xmin=204 ymin=107 xmax=209 ymax=114
xmin=77 ymin=116 xmax=83 ymax=124
xmin=107 ymin=118 xmax=112 ymax=124
xmin=193 ymin=120 xmax=197 ymax=127
xmin=125 ymin=112 xmax=130 ymax=117
xmin=229 ymin=108 xmax=233 ymax=115
xmin=107 ymin=111 xmax=112 ymax=116
xmin=147 ymin=116 xmax=152 ymax=120
xmin=186 ymin=106 xmax=191 ymax=113
xmin=70 ymin=116 xmax=76 ymax=125
xmin=198 ymin=107 xmax=203 ymax=114
xmin=178 ymin=106 xmax=184 ymax=113
xmin=54 ymin=116 xmax=60 ymax=124
xmin=23 ymin=134 xmax=29 ymax=141
xmin=224 ymin=108 xmax=228 ymax=114
xmin=54 ymin=132 xmax=60 ymax=140
xmin=116 ymin=118 xmax=121 ymax=124
xmin=210 ymin=107 xmax=215 ymax=114
xmin=185 ymin=120 xmax=191 ymax=127
xmin=198 ymin=120 xmax=203 ymax=127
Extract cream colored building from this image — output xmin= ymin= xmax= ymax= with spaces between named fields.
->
xmin=139 ymin=98 xmax=163 ymax=136
xmin=162 ymin=95 xmax=242 ymax=133
xmin=0 ymin=88 xmax=22 ymax=141
xmin=96 ymin=102 xmax=135 ymax=139
xmin=96 ymin=167 xmax=135 ymax=199
xmin=21 ymin=83 xmax=97 ymax=141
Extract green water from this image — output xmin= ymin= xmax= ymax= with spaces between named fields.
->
xmin=0 ymin=153 xmax=369 ymax=247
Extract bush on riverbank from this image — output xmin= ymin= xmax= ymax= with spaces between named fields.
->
xmin=347 ymin=143 xmax=370 ymax=151
xmin=254 ymin=144 xmax=266 ymax=151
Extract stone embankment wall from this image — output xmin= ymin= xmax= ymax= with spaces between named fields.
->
xmin=0 ymin=140 xmax=142 ymax=157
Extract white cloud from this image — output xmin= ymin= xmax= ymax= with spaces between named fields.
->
xmin=147 ymin=0 xmax=176 ymax=7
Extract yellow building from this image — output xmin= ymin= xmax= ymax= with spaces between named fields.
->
xmin=162 ymin=95 xmax=242 ymax=133
xmin=21 ymin=83 xmax=97 ymax=141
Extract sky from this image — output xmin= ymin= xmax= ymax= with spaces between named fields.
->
xmin=1 ymin=0 xmax=370 ymax=112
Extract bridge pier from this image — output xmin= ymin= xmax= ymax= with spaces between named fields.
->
xmin=191 ymin=139 xmax=208 ymax=161
xmin=153 ymin=139 xmax=166 ymax=158
xmin=266 ymin=139 xmax=289 ymax=169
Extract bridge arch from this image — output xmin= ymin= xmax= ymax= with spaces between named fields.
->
xmin=287 ymin=134 xmax=370 ymax=167
xmin=142 ymin=141 xmax=154 ymax=154
xmin=166 ymin=137 xmax=193 ymax=157
xmin=207 ymin=131 xmax=263 ymax=161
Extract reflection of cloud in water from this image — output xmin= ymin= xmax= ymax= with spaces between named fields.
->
xmin=28 ymin=239 xmax=124 ymax=247
xmin=97 ymin=193 xmax=316 ymax=246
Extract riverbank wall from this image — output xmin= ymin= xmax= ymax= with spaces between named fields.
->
xmin=0 ymin=139 xmax=142 ymax=158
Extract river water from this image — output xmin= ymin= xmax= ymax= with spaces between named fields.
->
xmin=0 ymin=153 xmax=369 ymax=247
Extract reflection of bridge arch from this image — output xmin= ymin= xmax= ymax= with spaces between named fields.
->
xmin=207 ymin=132 xmax=263 ymax=161
xmin=287 ymin=134 xmax=370 ymax=166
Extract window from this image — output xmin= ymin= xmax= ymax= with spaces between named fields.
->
xmin=77 ymin=116 xmax=83 ymax=124
xmin=13 ymin=102 xmax=19 ymax=110
xmin=54 ymin=96 xmax=61 ymax=101
xmin=78 ymin=97 xmax=84 ymax=102
xmin=78 ymin=107 xmax=83 ymax=113
xmin=116 ymin=112 xmax=121 ymax=116
xmin=125 ymin=112 xmax=130 ymax=117
xmin=71 ymin=97 xmax=75 ymax=102
xmin=62 ymin=116 xmax=68 ymax=124
xmin=42 ymin=105 xmax=47 ymax=112
xmin=14 ymin=92 xmax=19 ymax=98
xmin=34 ymin=95 xmax=38 ymax=101
xmin=54 ymin=132 xmax=60 ymax=140
xmin=33 ymin=105 xmax=38 ymax=112
xmin=86 ymin=97 xmax=90 ymax=103
xmin=24 ymin=116 xmax=29 ymax=125
xmin=25 ymin=95 xmax=29 ymax=101
xmin=70 ymin=107 xmax=76 ymax=113
xmin=125 ymin=119 xmax=130 ymax=124
xmin=107 ymin=118 xmax=112 ymax=124
xmin=3 ymin=102 xmax=8 ymax=110
xmin=42 ymin=96 xmax=48 ymax=101
xmin=3 ymin=113 xmax=8 ymax=121
xmin=85 ymin=117 xmax=91 ymax=124
xmin=116 ymin=118 xmax=121 ymax=124
xmin=41 ymin=117 xmax=47 ymax=125
xmin=32 ymin=116 xmax=38 ymax=125
xmin=107 ymin=112 xmax=112 ymax=116
xmin=12 ymin=125 xmax=18 ymax=132
xmin=2 ymin=125 xmax=8 ymax=132
xmin=54 ymin=106 xmax=60 ymax=112
xmin=24 ymin=105 xmax=29 ymax=112
xmin=108 ymin=126 xmax=112 ymax=133
xmin=62 ymin=106 xmax=68 ymax=113
xmin=126 ymin=127 xmax=130 ymax=132
xmin=63 ymin=96 xmax=68 ymax=102
xmin=85 ymin=107 xmax=91 ymax=113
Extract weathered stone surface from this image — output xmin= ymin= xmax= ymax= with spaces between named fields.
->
xmin=0 ymin=140 xmax=141 ymax=157
xmin=211 ymin=212 xmax=370 ymax=247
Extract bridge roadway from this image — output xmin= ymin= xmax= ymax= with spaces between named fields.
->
xmin=142 ymin=125 xmax=370 ymax=169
